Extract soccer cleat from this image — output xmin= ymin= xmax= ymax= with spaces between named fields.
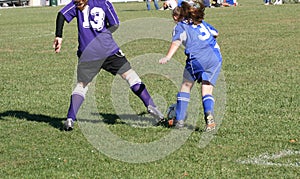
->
xmin=174 ymin=119 xmax=184 ymax=129
xmin=64 ymin=118 xmax=74 ymax=131
xmin=204 ymin=112 xmax=216 ymax=132
xmin=147 ymin=105 xmax=164 ymax=122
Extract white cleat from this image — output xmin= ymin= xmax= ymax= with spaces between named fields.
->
xmin=64 ymin=118 xmax=74 ymax=131
xmin=147 ymin=105 xmax=164 ymax=122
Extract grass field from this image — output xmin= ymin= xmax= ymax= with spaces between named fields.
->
xmin=0 ymin=0 xmax=299 ymax=178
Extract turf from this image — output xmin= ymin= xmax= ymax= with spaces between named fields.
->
xmin=0 ymin=0 xmax=299 ymax=178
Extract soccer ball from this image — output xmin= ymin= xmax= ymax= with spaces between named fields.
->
xmin=166 ymin=104 xmax=177 ymax=126
xmin=166 ymin=104 xmax=177 ymax=120
xmin=166 ymin=103 xmax=188 ymax=127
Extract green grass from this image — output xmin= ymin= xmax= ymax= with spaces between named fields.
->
xmin=0 ymin=0 xmax=299 ymax=178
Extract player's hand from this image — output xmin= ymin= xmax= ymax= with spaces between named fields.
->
xmin=53 ymin=37 xmax=63 ymax=53
xmin=159 ymin=57 xmax=170 ymax=64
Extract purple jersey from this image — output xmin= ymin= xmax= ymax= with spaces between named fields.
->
xmin=60 ymin=0 xmax=120 ymax=61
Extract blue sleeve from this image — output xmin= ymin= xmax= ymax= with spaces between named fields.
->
xmin=172 ymin=23 xmax=186 ymax=42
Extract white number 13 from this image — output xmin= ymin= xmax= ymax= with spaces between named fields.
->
xmin=82 ymin=6 xmax=105 ymax=31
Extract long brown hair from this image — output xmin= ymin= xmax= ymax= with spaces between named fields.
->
xmin=190 ymin=1 xmax=206 ymax=24
xmin=172 ymin=1 xmax=192 ymax=22
xmin=75 ymin=0 xmax=88 ymax=11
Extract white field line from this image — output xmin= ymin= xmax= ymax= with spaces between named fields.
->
xmin=237 ymin=150 xmax=300 ymax=167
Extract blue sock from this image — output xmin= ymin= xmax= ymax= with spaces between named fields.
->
xmin=202 ymin=94 xmax=215 ymax=114
xmin=176 ymin=92 xmax=190 ymax=121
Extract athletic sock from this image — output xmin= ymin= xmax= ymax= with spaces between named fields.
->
xmin=130 ymin=83 xmax=155 ymax=107
xmin=67 ymin=94 xmax=84 ymax=121
xmin=202 ymin=94 xmax=215 ymax=114
xmin=176 ymin=92 xmax=190 ymax=121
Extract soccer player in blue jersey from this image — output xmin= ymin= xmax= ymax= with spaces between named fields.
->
xmin=53 ymin=0 xmax=164 ymax=131
xmin=159 ymin=1 xmax=222 ymax=132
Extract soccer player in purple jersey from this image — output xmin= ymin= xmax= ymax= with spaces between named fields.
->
xmin=159 ymin=1 xmax=222 ymax=132
xmin=53 ymin=0 xmax=164 ymax=131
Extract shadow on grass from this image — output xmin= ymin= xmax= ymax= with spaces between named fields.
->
xmin=0 ymin=110 xmax=159 ymax=130
xmin=0 ymin=110 xmax=65 ymax=130
xmin=97 ymin=112 xmax=153 ymax=124
xmin=91 ymin=112 xmax=199 ymax=131
xmin=88 ymin=112 xmax=158 ymax=127
xmin=0 ymin=110 xmax=201 ymax=131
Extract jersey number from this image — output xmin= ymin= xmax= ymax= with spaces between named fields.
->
xmin=196 ymin=23 xmax=210 ymax=41
xmin=82 ymin=6 xmax=105 ymax=31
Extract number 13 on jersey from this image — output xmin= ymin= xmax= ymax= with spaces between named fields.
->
xmin=82 ymin=5 xmax=105 ymax=31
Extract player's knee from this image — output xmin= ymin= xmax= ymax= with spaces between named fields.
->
xmin=125 ymin=70 xmax=142 ymax=87
xmin=72 ymin=83 xmax=88 ymax=98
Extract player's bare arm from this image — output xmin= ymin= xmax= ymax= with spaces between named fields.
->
xmin=159 ymin=40 xmax=181 ymax=64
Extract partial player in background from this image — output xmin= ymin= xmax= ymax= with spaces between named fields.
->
xmin=273 ymin=0 xmax=283 ymax=5
xmin=221 ymin=0 xmax=237 ymax=7
xmin=159 ymin=0 xmax=178 ymax=10
xmin=159 ymin=1 xmax=222 ymax=132
xmin=264 ymin=0 xmax=272 ymax=5
xmin=53 ymin=0 xmax=164 ymax=131
xmin=146 ymin=0 xmax=159 ymax=10
xmin=202 ymin=0 xmax=211 ymax=7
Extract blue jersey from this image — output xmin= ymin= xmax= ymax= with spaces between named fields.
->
xmin=60 ymin=0 xmax=120 ymax=61
xmin=172 ymin=20 xmax=222 ymax=62
xmin=172 ymin=21 xmax=222 ymax=85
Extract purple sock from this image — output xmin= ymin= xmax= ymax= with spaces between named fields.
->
xmin=67 ymin=94 xmax=84 ymax=121
xmin=130 ymin=83 xmax=155 ymax=107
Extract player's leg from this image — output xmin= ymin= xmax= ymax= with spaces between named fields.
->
xmin=153 ymin=0 xmax=160 ymax=10
xmin=200 ymin=65 xmax=221 ymax=132
xmin=146 ymin=0 xmax=151 ymax=10
xmin=64 ymin=60 xmax=102 ymax=131
xmin=174 ymin=79 xmax=194 ymax=128
xmin=65 ymin=82 xmax=89 ymax=130
xmin=197 ymin=55 xmax=221 ymax=131
xmin=173 ymin=62 xmax=198 ymax=128
xmin=121 ymin=69 xmax=164 ymax=120
xmin=202 ymin=81 xmax=216 ymax=132
xmin=103 ymin=50 xmax=164 ymax=121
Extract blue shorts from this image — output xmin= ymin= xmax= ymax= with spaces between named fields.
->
xmin=183 ymin=58 xmax=222 ymax=86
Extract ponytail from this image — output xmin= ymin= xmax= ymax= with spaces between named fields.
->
xmin=190 ymin=1 xmax=205 ymax=24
